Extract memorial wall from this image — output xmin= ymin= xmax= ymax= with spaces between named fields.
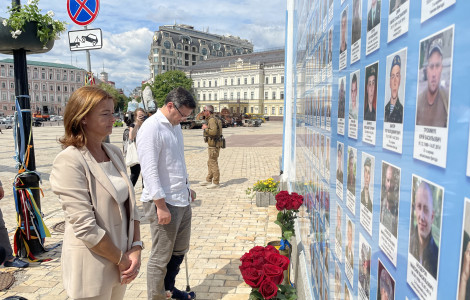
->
xmin=290 ymin=0 xmax=470 ymax=299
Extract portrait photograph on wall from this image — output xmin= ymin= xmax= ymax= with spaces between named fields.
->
xmin=336 ymin=141 xmax=345 ymax=200
xmin=338 ymin=76 xmax=346 ymax=135
xmin=377 ymin=259 xmax=395 ymax=300
xmin=457 ymin=198 xmax=470 ymax=300
xmin=358 ymin=234 xmax=371 ymax=300
xmin=346 ymin=146 xmax=357 ymax=215
xmin=379 ymin=161 xmax=401 ymax=266
xmin=383 ymin=48 xmax=407 ymax=154
xmin=345 ymin=214 xmax=355 ymax=287
xmin=407 ymin=175 xmax=444 ymax=300
xmin=360 ymin=152 xmax=375 ymax=236
xmin=351 ymin=0 xmax=362 ymax=64
xmin=348 ymin=70 xmax=360 ymax=140
xmin=335 ymin=204 xmax=343 ymax=263
xmin=366 ymin=0 xmax=381 ymax=55
xmin=413 ymin=25 xmax=454 ymax=168
xmin=363 ymin=61 xmax=378 ymax=145
xmin=339 ymin=6 xmax=349 ymax=70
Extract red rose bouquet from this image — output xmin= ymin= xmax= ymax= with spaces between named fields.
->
xmin=274 ymin=191 xmax=304 ymax=242
xmin=239 ymin=245 xmax=296 ymax=300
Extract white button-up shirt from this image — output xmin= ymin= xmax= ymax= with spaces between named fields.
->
xmin=136 ymin=109 xmax=190 ymax=207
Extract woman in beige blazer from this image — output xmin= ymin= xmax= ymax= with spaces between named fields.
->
xmin=51 ymin=86 xmax=142 ymax=300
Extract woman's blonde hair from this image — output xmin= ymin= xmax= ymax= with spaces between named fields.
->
xmin=59 ymin=86 xmax=115 ymax=149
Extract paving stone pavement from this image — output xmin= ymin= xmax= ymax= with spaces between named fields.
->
xmin=0 ymin=120 xmax=284 ymax=299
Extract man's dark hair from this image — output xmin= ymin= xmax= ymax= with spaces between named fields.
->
xmin=342 ymin=9 xmax=347 ymax=20
xmin=352 ymin=73 xmax=357 ymax=85
xmin=165 ymin=87 xmax=196 ymax=109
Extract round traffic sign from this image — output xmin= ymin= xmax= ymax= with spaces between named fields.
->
xmin=67 ymin=0 xmax=100 ymax=26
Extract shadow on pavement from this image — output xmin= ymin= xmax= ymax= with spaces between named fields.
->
xmin=221 ymin=178 xmax=248 ymax=187
xmin=189 ymin=258 xmax=242 ymax=299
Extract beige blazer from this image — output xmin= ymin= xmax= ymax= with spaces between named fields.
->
xmin=50 ymin=143 xmax=139 ymax=299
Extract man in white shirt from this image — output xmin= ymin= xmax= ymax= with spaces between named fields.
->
xmin=137 ymin=87 xmax=197 ymax=300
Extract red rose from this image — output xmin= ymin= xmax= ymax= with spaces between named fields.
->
xmin=276 ymin=198 xmax=287 ymax=211
xmin=239 ymin=260 xmax=253 ymax=271
xmin=249 ymin=246 xmax=265 ymax=254
xmin=292 ymin=197 xmax=303 ymax=210
xmin=264 ymin=245 xmax=279 ymax=256
xmin=285 ymin=198 xmax=294 ymax=210
xmin=251 ymin=255 xmax=266 ymax=270
xmin=240 ymin=252 xmax=253 ymax=262
xmin=262 ymin=264 xmax=284 ymax=285
xmin=275 ymin=191 xmax=289 ymax=200
xmin=240 ymin=267 xmax=265 ymax=288
xmin=265 ymin=252 xmax=290 ymax=271
xmin=258 ymin=278 xmax=279 ymax=299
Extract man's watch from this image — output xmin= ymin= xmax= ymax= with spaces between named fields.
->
xmin=131 ymin=241 xmax=144 ymax=250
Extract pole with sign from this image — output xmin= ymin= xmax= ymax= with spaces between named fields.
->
xmin=67 ymin=0 xmax=100 ymax=75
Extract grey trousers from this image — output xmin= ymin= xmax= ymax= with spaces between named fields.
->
xmin=0 ymin=208 xmax=14 ymax=262
xmin=143 ymin=201 xmax=192 ymax=300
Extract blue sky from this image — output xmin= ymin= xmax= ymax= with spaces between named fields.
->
xmin=0 ymin=0 xmax=286 ymax=95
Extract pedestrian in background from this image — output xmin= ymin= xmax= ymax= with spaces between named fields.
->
xmin=128 ymin=108 xmax=147 ymax=186
xmin=201 ymin=105 xmax=222 ymax=189
xmin=0 ymin=179 xmax=29 ymax=268
xmin=137 ymin=87 xmax=197 ymax=300
xmin=50 ymin=86 xmax=142 ymax=300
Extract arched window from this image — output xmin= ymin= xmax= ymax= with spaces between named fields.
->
xmin=164 ymin=41 xmax=171 ymax=49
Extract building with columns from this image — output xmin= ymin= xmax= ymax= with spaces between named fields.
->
xmin=0 ymin=59 xmax=86 ymax=116
xmin=148 ymin=24 xmax=253 ymax=79
xmin=184 ymin=49 xmax=285 ymax=119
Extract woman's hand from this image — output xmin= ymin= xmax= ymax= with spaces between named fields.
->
xmin=119 ymin=247 xmax=142 ymax=284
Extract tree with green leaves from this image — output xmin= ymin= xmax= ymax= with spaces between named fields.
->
xmin=149 ymin=70 xmax=194 ymax=108
xmin=99 ymin=83 xmax=128 ymax=113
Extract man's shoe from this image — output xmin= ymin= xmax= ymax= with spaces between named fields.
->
xmin=206 ymin=183 xmax=220 ymax=189
xmin=4 ymin=257 xmax=29 ymax=268
xmin=200 ymin=181 xmax=211 ymax=186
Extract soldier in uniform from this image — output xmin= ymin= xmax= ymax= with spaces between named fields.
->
xmin=416 ymin=38 xmax=449 ymax=127
xmin=367 ymin=0 xmax=381 ymax=31
xmin=201 ymin=105 xmax=222 ymax=189
xmin=385 ymin=55 xmax=404 ymax=123
xmin=380 ymin=165 xmax=398 ymax=237
xmin=352 ymin=0 xmax=362 ymax=44
xmin=364 ymin=65 xmax=377 ymax=122
xmin=338 ymin=79 xmax=346 ymax=119
xmin=340 ymin=9 xmax=348 ymax=54
xmin=361 ymin=157 xmax=373 ymax=212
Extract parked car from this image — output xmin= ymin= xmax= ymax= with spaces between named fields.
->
xmin=32 ymin=118 xmax=43 ymax=127
xmin=0 ymin=120 xmax=13 ymax=129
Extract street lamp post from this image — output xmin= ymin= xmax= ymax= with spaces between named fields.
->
xmin=12 ymin=0 xmax=44 ymax=256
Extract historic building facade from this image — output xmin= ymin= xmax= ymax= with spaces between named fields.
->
xmin=148 ymin=24 xmax=253 ymax=79
xmin=0 ymin=59 xmax=87 ymax=116
xmin=184 ymin=49 xmax=285 ymax=118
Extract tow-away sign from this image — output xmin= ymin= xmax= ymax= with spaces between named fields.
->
xmin=68 ymin=28 xmax=102 ymax=51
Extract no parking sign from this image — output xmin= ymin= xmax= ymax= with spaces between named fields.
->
xmin=67 ymin=0 xmax=100 ymax=26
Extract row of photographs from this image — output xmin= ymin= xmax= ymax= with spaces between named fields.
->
xmin=298 ymin=144 xmax=470 ymax=299
xmin=301 ymin=25 xmax=455 ymax=169
xmin=303 ymin=0 xmax=455 ymax=61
